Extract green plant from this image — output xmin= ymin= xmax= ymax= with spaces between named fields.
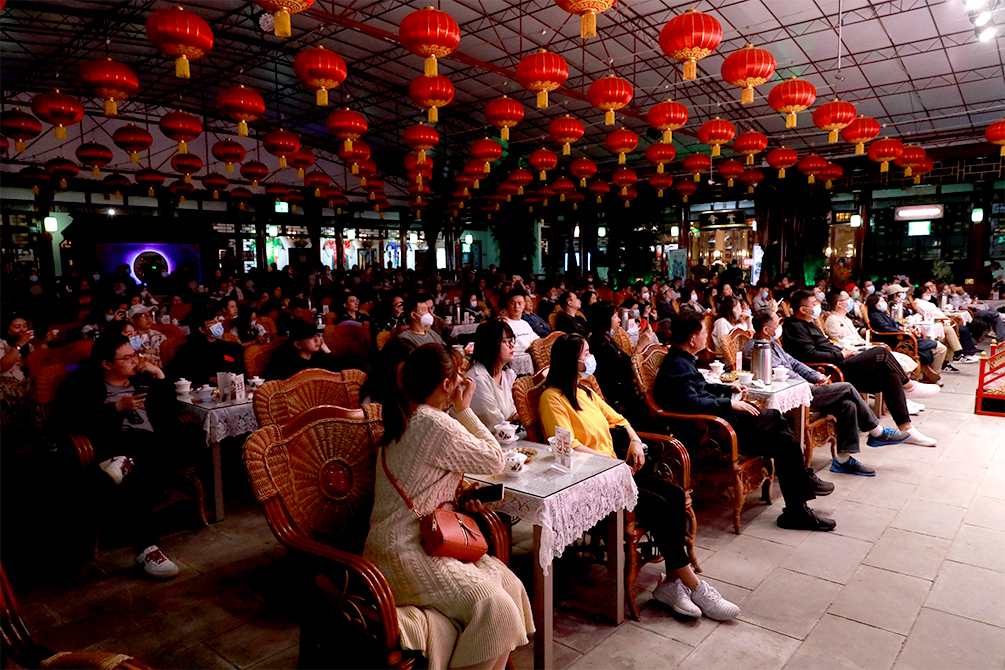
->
xmin=931 ymin=258 xmax=955 ymax=284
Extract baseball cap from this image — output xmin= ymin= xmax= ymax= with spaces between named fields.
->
xmin=885 ymin=284 xmax=909 ymax=296
xmin=127 ymin=304 xmax=157 ymax=318
xmin=289 ymin=319 xmax=324 ymax=341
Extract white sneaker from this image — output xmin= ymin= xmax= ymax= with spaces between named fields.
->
xmin=904 ymin=382 xmax=940 ymax=399
xmin=99 ymin=456 xmax=134 ymax=485
xmin=689 ymin=580 xmax=740 ymax=621
xmin=905 ymin=427 xmax=937 ymax=447
xmin=135 ymin=545 xmax=179 ymax=580
xmin=906 ymin=399 xmax=925 ymax=415
xmin=957 ymin=355 xmax=980 ymax=364
xmin=653 ymin=576 xmax=701 ymax=617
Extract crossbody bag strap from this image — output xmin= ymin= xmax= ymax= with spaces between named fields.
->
xmin=380 ymin=446 xmax=422 ymax=520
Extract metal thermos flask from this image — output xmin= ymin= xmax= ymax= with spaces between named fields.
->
xmin=751 ymin=339 xmax=772 ymax=382
xmin=453 ymin=302 xmax=462 ymax=324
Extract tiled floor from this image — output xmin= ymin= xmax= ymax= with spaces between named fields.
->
xmin=5 ymin=353 xmax=1003 ymax=670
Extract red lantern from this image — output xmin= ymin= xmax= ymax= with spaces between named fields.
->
xmin=766 ymin=147 xmax=798 ymax=179
xmin=403 ymin=122 xmax=439 ymax=162
xmin=587 ymin=75 xmax=633 ymax=126
xmin=733 ymin=130 xmax=767 ymax=166
xmin=20 ymin=166 xmax=50 ymax=196
xmin=659 ymin=9 xmax=722 ymax=81
xmin=294 ymin=46 xmax=347 ymax=106
xmin=721 ymin=44 xmax=775 ymax=104
xmin=103 ymin=173 xmax=131 ymax=199
xmin=212 ymin=139 xmax=246 ymax=173
xmin=986 ymin=119 xmax=1005 ymax=156
xmin=362 ymin=178 xmax=386 ymax=201
xmin=44 ymin=157 xmax=78 ymax=189
xmin=566 ymin=190 xmax=585 ymax=210
xmin=241 ymin=160 xmax=269 ymax=189
xmin=587 ymin=179 xmax=610 ymax=203
xmin=552 ymin=176 xmax=576 ymax=202
xmin=80 ymin=58 xmax=138 ymax=116
xmin=516 ymin=49 xmax=568 ymax=109
xmin=698 ymin=117 xmax=735 ymax=157
xmin=288 ymin=147 xmax=315 ymax=179
xmin=683 ymin=153 xmax=711 ymax=182
xmin=555 ymin=0 xmax=617 ymax=39
xmin=718 ymin=159 xmax=744 ymax=187
xmin=135 ymin=168 xmax=164 ymax=196
xmin=146 ymin=5 xmax=213 ymax=78
xmin=549 ymin=115 xmax=584 ymax=155
xmin=31 ymin=90 xmax=83 ymax=140
xmin=911 ymin=157 xmax=934 ymax=185
xmin=76 ymin=142 xmax=113 ymax=176
xmin=404 ymin=153 xmax=434 ymax=184
xmin=867 ymin=137 xmax=903 ymax=173
xmin=612 ymin=167 xmax=636 ymax=195
xmin=647 ymin=99 xmax=688 ymax=144
xmin=537 ymin=186 xmax=556 ymax=207
xmin=217 ymin=85 xmax=265 ymax=137
xmin=645 ymin=142 xmax=676 ymax=174
xmin=463 ymin=160 xmax=486 ymax=188
xmin=797 ymin=154 xmax=827 ymax=183
xmin=818 ymin=162 xmax=843 ymax=190
xmin=605 ymin=127 xmax=638 ymax=164
xmin=813 ymin=97 xmax=857 ymax=143
xmin=484 ymin=96 xmax=524 ymax=141
xmin=1 ymin=109 xmax=42 ymax=152
xmin=409 ymin=75 xmax=454 ymax=123
xmin=112 ymin=124 xmax=153 ymax=163
xmin=841 ymin=116 xmax=881 ymax=155
xmin=326 ymin=108 xmax=367 ymax=153
xmin=508 ymin=168 xmax=534 ymax=194
xmin=470 ymin=137 xmax=503 ymax=173
xmin=264 ymin=129 xmax=300 ymax=168
xmin=528 ymin=149 xmax=558 ymax=181
xmin=650 ymin=173 xmax=673 ymax=197
xmin=768 ymin=76 xmax=816 ymax=128
xmin=1 ymin=137 xmax=6 ymax=156
xmin=498 ymin=182 xmax=519 ymax=202
xmin=356 ymin=160 xmax=377 ymax=186
xmin=255 ymin=0 xmax=316 ymax=38
xmin=339 ymin=140 xmax=370 ymax=175
xmin=159 ymin=110 xmax=202 ymax=154
xmin=266 ymin=183 xmax=291 ymax=201
xmin=171 ymin=153 xmax=203 ymax=184
xmin=617 ymin=185 xmax=637 ymax=208
xmin=895 ymin=145 xmax=927 ymax=177
xmin=674 ymin=180 xmax=697 ymax=202
xmin=398 ymin=6 xmax=460 ymax=77
xmin=201 ymin=172 xmax=229 ymax=199
xmin=231 ymin=187 xmax=253 ymax=209
xmin=569 ymin=158 xmax=597 ymax=187
xmin=169 ymin=179 xmax=194 ymax=204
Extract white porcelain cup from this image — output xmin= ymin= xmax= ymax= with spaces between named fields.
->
xmin=772 ymin=367 xmax=789 ymax=382
xmin=503 ymin=451 xmax=527 ymax=476
xmin=174 ymin=379 xmax=191 ymax=394
xmin=709 ymin=361 xmax=725 ymax=375
xmin=736 ymin=372 xmax=754 ymax=385
xmin=494 ymin=423 xmax=517 ymax=443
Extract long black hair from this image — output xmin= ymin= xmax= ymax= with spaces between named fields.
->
xmin=716 ymin=295 xmax=740 ymax=323
xmin=544 ymin=333 xmax=592 ymax=411
xmin=380 ymin=343 xmax=462 ymax=446
xmin=470 ymin=320 xmax=514 ymax=376
xmin=585 ymin=300 xmax=617 ymax=340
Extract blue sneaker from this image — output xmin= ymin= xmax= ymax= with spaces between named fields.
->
xmin=867 ymin=427 xmax=910 ymax=447
xmin=830 ymin=457 xmax=876 ymax=476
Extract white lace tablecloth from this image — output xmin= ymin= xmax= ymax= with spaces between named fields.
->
xmin=449 ymin=323 xmax=480 ymax=339
xmin=179 ymin=396 xmax=258 ymax=445
xmin=511 ymin=353 xmax=534 ymax=376
xmin=744 ymin=378 xmax=813 ymax=414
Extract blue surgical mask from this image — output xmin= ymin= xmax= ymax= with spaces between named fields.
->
xmin=470 ymin=300 xmax=478 ymax=308
xmin=811 ymin=304 xmax=822 ymax=319
xmin=607 ymin=328 xmax=617 ymax=339
xmin=208 ymin=322 xmax=225 ymax=338
xmin=877 ymin=300 xmax=888 ymax=312
xmin=129 ymin=335 xmax=143 ymax=350
xmin=761 ymin=291 xmax=768 ymax=299
xmin=631 ymin=309 xmax=640 ymax=318
xmin=105 ymin=314 xmax=114 ymax=322
xmin=852 ymin=291 xmax=860 ymax=300
xmin=579 ymin=354 xmax=597 ymax=377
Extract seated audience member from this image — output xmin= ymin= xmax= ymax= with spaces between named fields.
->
xmin=465 ymin=320 xmax=518 ymax=431
xmin=422 ymin=294 xmax=449 ymax=341
xmin=60 ymin=334 xmax=181 ymax=579
xmin=230 ymin=305 xmax=269 ymax=347
xmin=501 ymin=289 xmax=540 ymax=356
xmin=580 ymin=290 xmax=598 ymax=308
xmin=710 ymin=295 xmax=754 ymax=359
xmin=752 ymin=284 xmax=773 ymax=312
xmin=906 ymin=288 xmax=980 ymax=365
xmin=783 ymin=290 xmax=939 ymax=446
xmin=540 ymin=334 xmax=740 ymax=620
xmin=128 ymin=304 xmax=167 ymax=365
xmin=376 ymin=293 xmax=407 ymax=334
xmin=264 ymin=320 xmax=339 ymax=380
xmin=654 ymin=318 xmax=674 ymax=345
xmin=169 ymin=309 xmax=246 ymax=387
xmin=586 ymin=301 xmax=654 ymax=428
xmin=2 ymin=315 xmax=56 ymax=384
xmin=825 ymin=290 xmax=920 ymax=379
xmin=364 ymin=344 xmax=533 ymax=669
xmin=555 ymin=291 xmax=588 ymax=336
xmin=522 ymin=301 xmax=551 ymax=338
xmin=462 ymin=290 xmax=490 ymax=323
xmin=857 ymin=292 xmax=946 ymax=383
xmin=656 ymin=286 xmax=677 ymax=321
xmin=398 ymin=294 xmax=444 ymax=348
xmin=744 ymin=309 xmax=909 ymax=476
xmin=218 ymin=298 xmax=240 ymax=332
xmin=536 ymin=285 xmax=560 ymax=319
xmin=336 ymin=291 xmax=372 ymax=327
xmin=679 ymin=288 xmax=706 ymax=316
xmin=657 ymin=313 xmax=837 ymax=531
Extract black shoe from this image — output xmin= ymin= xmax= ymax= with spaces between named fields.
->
xmin=777 ymin=504 xmax=837 ymax=531
xmin=807 ymin=467 xmax=835 ymax=496
xmin=942 ymin=362 xmax=960 ymax=373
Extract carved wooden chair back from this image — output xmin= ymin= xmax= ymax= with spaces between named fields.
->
xmin=529 ymin=330 xmax=564 ymax=370
xmin=512 ymin=367 xmax=603 ymax=444
xmin=614 ymin=326 xmax=633 ymax=355
xmin=244 ymin=337 xmax=288 ymax=379
xmin=25 ymin=340 xmax=92 ymax=380
xmin=151 ymin=323 xmax=186 ymax=340
xmin=254 ymin=368 xmax=368 ymax=428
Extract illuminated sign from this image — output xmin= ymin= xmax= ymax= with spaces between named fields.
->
xmin=907 ymin=221 xmax=931 ymax=236
xmin=274 ymin=201 xmax=289 ymax=213
xmin=895 ymin=205 xmax=943 ymax=220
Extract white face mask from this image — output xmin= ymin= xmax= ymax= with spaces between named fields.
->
xmin=690 ymin=294 xmax=698 ymax=303
xmin=128 ymin=335 xmax=143 ymax=350
xmin=761 ymin=291 xmax=769 ymax=299
xmin=470 ymin=300 xmax=478 ymax=308
xmin=419 ymin=312 xmax=434 ymax=328
xmin=811 ymin=304 xmax=822 ymax=319
xmin=631 ymin=308 xmax=640 ymax=318
xmin=579 ymin=354 xmax=597 ymax=377
xmin=866 ymin=285 xmax=875 ymax=294
xmin=771 ymin=327 xmax=782 ymax=340
xmin=877 ymin=300 xmax=888 ymax=312
xmin=208 ymin=322 xmax=225 ymax=339
xmin=641 ymin=292 xmax=649 ymax=300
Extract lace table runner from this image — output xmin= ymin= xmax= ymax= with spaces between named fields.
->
xmin=745 ymin=379 xmax=814 ymax=414
xmin=179 ymin=398 xmax=258 ymax=445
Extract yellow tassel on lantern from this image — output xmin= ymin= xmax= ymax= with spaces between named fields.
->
xmin=620 ymin=186 xmax=627 ymax=195
xmin=747 ymin=186 xmax=754 ymax=194
xmin=279 ymin=156 xmax=287 ymax=168
xmin=880 ymin=162 xmax=889 ymax=172
xmin=15 ymin=139 xmax=26 ymax=152
xmin=428 ymin=107 xmax=438 ymax=123
xmin=31 ymin=186 xmax=39 ymax=195
xmin=595 ymin=196 xmax=602 ymax=203
xmin=536 ymin=91 xmax=549 ymax=109
xmin=528 ymin=205 xmax=534 ymax=213
xmin=337 ymin=207 xmax=343 ymax=214
xmin=500 ymin=127 xmax=509 ymax=141
xmin=225 ymin=163 xmax=233 ymax=173
xmin=778 ymin=168 xmax=786 ymax=179
xmin=369 ymin=192 xmax=375 ymax=201
xmin=543 ymin=199 xmax=549 ymax=206
xmin=130 ymin=152 xmax=139 ymax=163
xmin=518 ymin=186 xmax=525 ymax=195
xmin=418 ymin=149 xmax=426 ymax=162
xmin=538 ymin=171 xmax=546 ymax=181
xmin=1000 ymin=145 xmax=1005 ymax=156
xmin=291 ymin=204 xmax=298 ymax=212
xmin=184 ymin=174 xmax=192 ymax=184
xmin=252 ymin=179 xmax=260 ymax=188
xmin=855 ymin=144 xmax=864 ymax=155
xmin=605 ymin=110 xmax=614 ymax=126
xmin=786 ymin=112 xmax=797 ymax=128
xmin=148 ymin=187 xmax=155 ymax=196
xmin=238 ymin=121 xmax=248 ymax=137
xmin=274 ymin=10 xmax=292 ymax=38
xmin=92 ymin=166 xmax=100 ymax=177
xmin=416 ymin=174 xmax=423 ymax=185
xmin=658 ymin=189 xmax=664 ymax=197
xmin=825 ymin=180 xmax=833 ymax=189
xmin=560 ymin=194 xmax=566 ymax=202
xmin=746 ymin=154 xmax=754 ymax=165
xmin=316 ymin=89 xmax=328 ymax=107
xmin=179 ymin=195 xmax=186 ymax=203
xmin=459 ymin=201 xmax=464 ymax=208
xmin=727 ymin=178 xmax=734 ymax=187
xmin=482 ymin=162 xmax=490 ymax=174
xmin=424 ymin=56 xmax=437 ymax=77
xmin=657 ymin=163 xmax=665 ymax=174
xmin=213 ymin=190 xmax=219 ymax=200
xmin=462 ymin=187 xmax=468 ymax=196
xmin=105 ymin=99 xmax=118 ymax=116
xmin=741 ymin=87 xmax=754 ymax=104
xmin=693 ymin=173 xmax=699 ymax=182
xmin=683 ymin=60 xmax=696 ymax=80
xmin=683 ymin=194 xmax=689 ymax=202
xmin=505 ymin=195 xmax=511 ymax=202
xmin=828 ymin=130 xmax=839 ymax=143
xmin=581 ymin=12 xmax=597 ymax=39
xmin=417 ymin=210 xmax=422 ymax=220
xmin=577 ymin=178 xmax=584 ymax=187
xmin=618 ymin=153 xmax=626 ymax=164
xmin=314 ymin=188 xmax=321 ymax=197
xmin=624 ymin=201 xmax=630 ymax=208
xmin=711 ymin=145 xmax=721 ymax=157
xmin=563 ymin=144 xmax=571 ymax=156
xmin=913 ymin=176 xmax=921 ymax=184
xmin=807 ymin=175 xmax=815 ymax=184
xmin=573 ymin=203 xmax=578 ymax=210
xmin=178 ymin=141 xmax=187 ymax=155
xmin=55 ymin=126 xmax=66 ymax=140
xmin=904 ymin=167 xmax=913 ymax=177
xmin=473 ymin=179 xmax=479 ymax=189
xmin=360 ymin=176 xmax=367 ymax=186
xmin=297 ymin=168 xmax=305 ymax=179
xmin=175 ymin=56 xmax=190 ymax=79
xmin=59 ymin=178 xmax=67 ymax=189
xmin=662 ymin=130 xmax=673 ymax=143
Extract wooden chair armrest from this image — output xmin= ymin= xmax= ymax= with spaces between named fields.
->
xmin=635 ymin=431 xmax=691 ymax=489
xmin=473 ymin=510 xmax=510 ymax=566
xmin=644 ymin=402 xmax=739 ymax=463
xmin=69 ymin=434 xmax=95 ymax=469
xmin=807 ymin=363 xmax=844 ymax=382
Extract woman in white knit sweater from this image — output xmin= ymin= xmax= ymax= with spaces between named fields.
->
xmin=364 ymin=344 xmax=534 ymax=670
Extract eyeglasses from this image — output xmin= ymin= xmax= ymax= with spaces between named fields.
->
xmin=114 ymin=353 xmax=140 ymax=361
xmin=501 ymin=338 xmax=516 ymax=347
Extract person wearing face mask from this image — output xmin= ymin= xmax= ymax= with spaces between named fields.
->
xmin=744 ymin=309 xmax=909 ymax=477
xmin=585 ymin=301 xmax=654 ymax=428
xmin=655 ymin=286 xmax=677 ymax=321
xmin=904 ymin=287 xmax=980 ymax=365
xmin=536 ymin=285 xmax=561 ymax=320
xmin=397 ymin=294 xmax=445 ymax=348
xmin=752 ymin=284 xmax=773 ymax=312
xmin=868 ymin=293 xmax=975 ymax=378
xmin=461 ymin=291 xmax=489 ymax=324
xmin=168 ymin=309 xmax=246 ymax=388
xmin=783 ymin=290 xmax=940 ymax=447
xmin=539 ymin=333 xmax=740 ymax=621
xmin=863 ymin=280 xmax=876 ymax=296
xmin=711 ymin=295 xmax=755 ymax=355
xmin=680 ymin=289 xmax=705 ymax=316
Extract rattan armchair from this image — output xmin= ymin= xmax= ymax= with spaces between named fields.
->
xmin=253 ymin=368 xmax=367 ymax=428
xmin=528 ymin=331 xmax=564 ymax=371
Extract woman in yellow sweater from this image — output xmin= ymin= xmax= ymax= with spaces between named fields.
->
xmin=539 ymin=333 xmax=739 ymax=621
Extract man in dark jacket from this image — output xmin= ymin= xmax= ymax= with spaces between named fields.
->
xmin=265 ymin=319 xmax=340 ymax=381
xmin=655 ymin=312 xmax=836 ymax=531
xmin=169 ymin=308 xmax=246 ymax=388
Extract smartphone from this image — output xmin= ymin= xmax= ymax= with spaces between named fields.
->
xmin=465 ymin=483 xmax=505 ymax=504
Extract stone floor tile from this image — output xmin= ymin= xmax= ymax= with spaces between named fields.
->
xmin=889 ymin=499 xmax=966 ymax=540
xmin=550 ymin=604 xmax=620 ymax=654
xmin=946 ymin=524 xmax=1005 ymax=573
xmin=845 ymin=478 xmax=917 ymax=510
xmin=738 ymin=568 xmax=842 ymax=639
xmin=925 ymin=560 xmax=1005 ymax=627
xmin=963 ymin=495 xmax=1005 ymax=532
xmin=828 ymin=500 xmax=899 ymax=543
xmin=634 ymin=577 xmax=750 ymax=648
xmin=734 ymin=506 xmax=811 ymax=547
xmin=693 ymin=534 xmax=796 ymax=590
xmin=863 ymin=528 xmax=951 ymax=581
xmin=940 ymin=435 xmax=999 ymax=464
xmin=781 ymin=531 xmax=874 ymax=584
xmin=566 ymin=622 xmax=692 ymax=670
xmin=512 ymin=640 xmax=581 ymax=670
xmin=975 ymin=473 xmax=1005 ymax=501
xmin=205 ymin=616 xmax=300 ymax=668
xmin=155 ymin=642 xmax=237 ymax=670
xmin=866 ymin=457 xmax=933 ymax=486
xmin=674 ymin=619 xmax=800 ymax=670
xmin=827 ymin=565 xmax=931 ymax=635
xmin=910 ymin=474 xmax=979 ymax=507
xmin=248 ymin=643 xmax=299 ymax=669
xmin=36 ymin=597 xmax=167 ymax=653
xmin=783 ymin=613 xmax=905 ymax=670
xmin=893 ymin=608 xmax=1005 ymax=670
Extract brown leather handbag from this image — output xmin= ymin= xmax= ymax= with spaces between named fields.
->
xmin=380 ymin=448 xmax=488 ymax=562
